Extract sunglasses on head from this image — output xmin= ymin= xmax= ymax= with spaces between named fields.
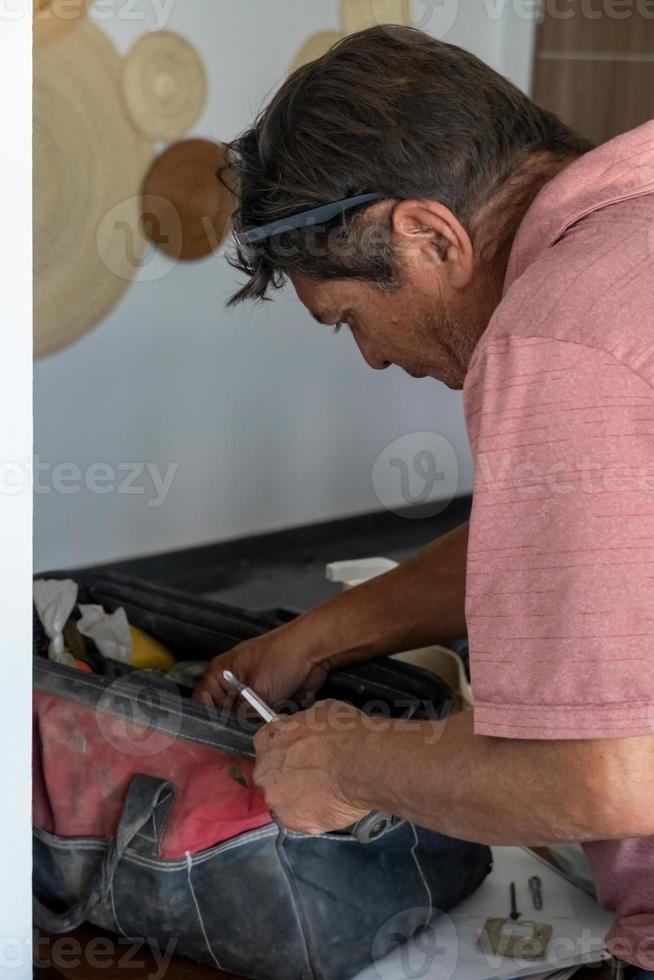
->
xmin=233 ymin=192 xmax=385 ymax=247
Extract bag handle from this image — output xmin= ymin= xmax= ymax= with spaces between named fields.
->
xmin=34 ymin=774 xmax=176 ymax=934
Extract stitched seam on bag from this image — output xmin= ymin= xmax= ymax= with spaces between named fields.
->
xmin=110 ymin=882 xmax=128 ymax=939
xmin=273 ymin=830 xmax=320 ymax=980
xmin=409 ymin=824 xmax=433 ymax=926
xmin=173 ymin=827 xmax=277 ymax=867
xmin=33 ymin=828 xmax=109 ymax=850
xmin=135 ymin=830 xmax=157 ymax=844
xmin=133 ymin=799 xmax=168 ymax=851
xmin=35 ymin=673 xmax=253 ymax=756
xmin=285 ymin=819 xmax=405 ymax=843
xmin=36 ymin=667 xmax=443 ymax=741
xmin=37 ymin=663 xmax=426 ymax=706
xmin=185 ymin=852 xmax=225 ymax=971
xmin=33 ymin=825 xmax=278 ymax=868
xmin=89 ymin=679 xmax=243 ymax=730
xmin=34 ymin=821 xmax=406 ymax=868
xmin=154 ymin=788 xmax=176 ymax=855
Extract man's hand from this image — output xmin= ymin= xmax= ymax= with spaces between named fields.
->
xmin=256 ymin=703 xmax=654 ymax=846
xmin=253 ymin=700 xmax=371 ymax=835
xmin=194 ymin=620 xmax=329 ymax=710
xmin=195 ymin=521 xmax=471 ymax=710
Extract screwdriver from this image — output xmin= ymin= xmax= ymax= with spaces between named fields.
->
xmin=223 ymin=670 xmax=277 ymax=722
xmin=510 ymin=881 xmax=521 ymax=920
xmin=222 ymin=670 xmax=399 ymax=845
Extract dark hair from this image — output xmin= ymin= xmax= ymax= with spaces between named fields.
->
xmin=225 ymin=25 xmax=591 ymax=305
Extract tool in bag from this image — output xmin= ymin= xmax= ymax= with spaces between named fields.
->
xmin=33 ymin=570 xmax=493 ymax=980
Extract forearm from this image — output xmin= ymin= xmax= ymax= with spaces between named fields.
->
xmin=344 ymin=711 xmax=654 ymax=845
xmin=300 ymin=521 xmax=469 ymax=671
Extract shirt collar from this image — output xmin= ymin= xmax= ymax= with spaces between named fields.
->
xmin=503 ymin=119 xmax=654 ymax=294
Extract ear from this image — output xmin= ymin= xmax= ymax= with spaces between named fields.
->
xmin=390 ymin=199 xmax=474 ymax=290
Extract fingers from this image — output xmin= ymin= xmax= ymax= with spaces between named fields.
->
xmin=193 ymin=658 xmax=238 ymax=709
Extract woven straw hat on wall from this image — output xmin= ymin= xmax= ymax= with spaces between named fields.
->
xmin=291 ymin=30 xmax=343 ymax=72
xmin=291 ymin=1 xmax=413 ymax=73
xmin=34 ymin=19 xmax=153 ymax=358
xmin=141 ymin=139 xmax=234 ymax=262
xmin=34 ymin=0 xmax=93 ymax=47
xmin=122 ymin=30 xmax=208 ymax=142
xmin=341 ymin=0 xmax=413 ymax=34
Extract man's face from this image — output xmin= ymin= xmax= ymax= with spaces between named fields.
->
xmin=291 ymin=268 xmax=484 ymax=390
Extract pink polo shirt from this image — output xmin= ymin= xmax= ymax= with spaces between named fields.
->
xmin=463 ymin=121 xmax=654 ymax=967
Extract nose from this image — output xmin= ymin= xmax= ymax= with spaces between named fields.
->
xmin=353 ymin=334 xmax=391 ymax=371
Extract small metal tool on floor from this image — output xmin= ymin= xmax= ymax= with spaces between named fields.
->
xmin=529 ymin=875 xmax=543 ymax=910
xmin=222 ymin=670 xmax=400 ymax=845
xmin=510 ymin=881 xmax=521 ymax=920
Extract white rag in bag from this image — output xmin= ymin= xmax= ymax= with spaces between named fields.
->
xmin=33 ymin=579 xmax=133 ymax=665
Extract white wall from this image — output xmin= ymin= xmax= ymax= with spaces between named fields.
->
xmin=34 ymin=0 xmax=536 ymax=571
xmin=0 ymin=1 xmax=33 ymax=974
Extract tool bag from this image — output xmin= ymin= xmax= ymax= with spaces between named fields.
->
xmin=33 ymin=571 xmax=492 ymax=980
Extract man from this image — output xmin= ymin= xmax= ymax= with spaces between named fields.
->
xmin=196 ymin=27 xmax=654 ymax=973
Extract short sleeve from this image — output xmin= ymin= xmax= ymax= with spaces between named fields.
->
xmin=464 ymin=336 xmax=654 ymax=739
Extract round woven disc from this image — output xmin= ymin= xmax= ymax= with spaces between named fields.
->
xmin=122 ymin=31 xmax=208 ymax=142
xmin=34 ymin=0 xmax=93 ymax=46
xmin=341 ymin=0 xmax=412 ymax=34
xmin=34 ymin=20 xmax=154 ymax=358
xmin=290 ymin=30 xmax=343 ymax=73
xmin=141 ymin=139 xmax=234 ymax=262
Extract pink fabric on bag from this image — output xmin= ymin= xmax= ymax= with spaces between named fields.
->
xmin=34 ymin=692 xmax=272 ymax=859
xmin=464 ymin=122 xmax=654 ymax=967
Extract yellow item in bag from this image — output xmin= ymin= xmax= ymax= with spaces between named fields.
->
xmin=129 ymin=625 xmax=176 ymax=672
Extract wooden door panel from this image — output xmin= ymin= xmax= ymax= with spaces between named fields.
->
xmin=532 ymin=3 xmax=654 ymax=143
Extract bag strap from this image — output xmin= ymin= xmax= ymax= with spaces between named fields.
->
xmin=124 ymin=775 xmax=176 ymax=859
xmin=34 ymin=774 xmax=176 ymax=934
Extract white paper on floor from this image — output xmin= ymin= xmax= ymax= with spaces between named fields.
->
xmin=352 ymin=846 xmax=613 ymax=980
